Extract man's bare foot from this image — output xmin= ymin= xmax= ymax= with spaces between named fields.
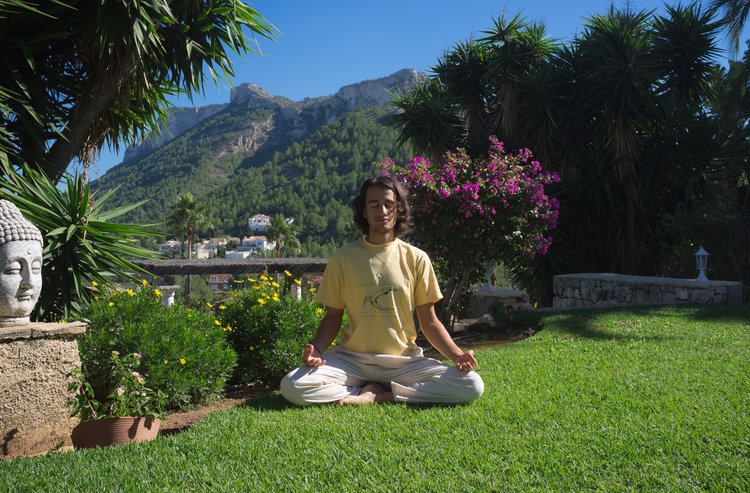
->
xmin=337 ymin=382 xmax=394 ymax=405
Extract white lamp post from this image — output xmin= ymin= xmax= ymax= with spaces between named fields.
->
xmin=694 ymin=246 xmax=709 ymax=281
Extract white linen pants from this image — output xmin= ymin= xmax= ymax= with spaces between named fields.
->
xmin=280 ymin=346 xmax=484 ymax=406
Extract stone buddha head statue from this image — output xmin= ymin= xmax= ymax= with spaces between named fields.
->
xmin=0 ymin=200 xmax=44 ymax=327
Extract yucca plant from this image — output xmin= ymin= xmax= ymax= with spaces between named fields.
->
xmin=0 ymin=164 xmax=162 ymax=321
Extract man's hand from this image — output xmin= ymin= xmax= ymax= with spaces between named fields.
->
xmin=302 ymin=344 xmax=326 ymax=367
xmin=454 ymin=350 xmax=477 ymax=372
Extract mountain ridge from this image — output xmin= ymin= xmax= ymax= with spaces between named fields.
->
xmin=122 ymin=68 xmax=426 ymax=163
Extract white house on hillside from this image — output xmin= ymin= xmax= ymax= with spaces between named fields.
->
xmin=203 ymin=273 xmax=233 ymax=293
xmin=248 ymin=214 xmax=270 ymax=233
xmin=225 ymin=251 xmax=252 ymax=259
xmin=193 ymin=237 xmax=231 ymax=259
xmin=225 ymin=235 xmax=273 ymax=258
xmin=241 ymin=235 xmax=268 ymax=251
xmin=194 ymin=243 xmax=213 ymax=259
xmin=159 ymin=240 xmax=181 ymax=254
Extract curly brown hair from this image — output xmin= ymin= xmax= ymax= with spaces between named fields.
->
xmin=351 ymin=176 xmax=410 ymax=238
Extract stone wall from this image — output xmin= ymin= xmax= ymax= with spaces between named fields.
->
xmin=553 ymin=273 xmax=744 ymax=309
xmin=1 ymin=322 xmax=86 ymax=459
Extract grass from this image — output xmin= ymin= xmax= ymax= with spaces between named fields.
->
xmin=2 ymin=304 xmax=749 ymax=492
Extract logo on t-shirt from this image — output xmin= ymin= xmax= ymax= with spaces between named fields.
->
xmin=362 ymin=286 xmax=398 ymax=313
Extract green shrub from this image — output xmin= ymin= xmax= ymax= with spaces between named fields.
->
xmin=220 ymin=271 xmax=325 ymax=385
xmin=77 ymin=280 xmax=236 ymax=410
xmin=66 ymin=350 xmax=167 ymax=420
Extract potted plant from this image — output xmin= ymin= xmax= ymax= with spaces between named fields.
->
xmin=66 ymin=350 xmax=167 ymax=449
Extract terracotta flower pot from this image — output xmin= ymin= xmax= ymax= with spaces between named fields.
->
xmin=71 ymin=416 xmax=161 ymax=449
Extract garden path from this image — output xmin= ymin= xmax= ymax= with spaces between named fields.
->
xmin=161 ymin=383 xmax=275 ymax=435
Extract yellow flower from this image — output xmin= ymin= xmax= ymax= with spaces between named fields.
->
xmin=126 ymin=289 xmax=135 ymax=297
xmin=164 ymin=359 xmax=168 ymax=364
xmin=284 ymin=270 xmax=292 ymax=277
xmin=309 ymin=287 xmax=317 ymax=293
xmin=294 ymin=279 xmax=301 ymax=285
xmin=249 ymin=346 xmax=254 ymax=351
xmin=180 ymin=358 xmax=186 ymax=365
xmin=271 ymin=281 xmax=280 ymax=288
xmin=207 ymin=302 xmax=213 ymax=308
xmin=248 ymin=278 xmax=256 ymax=283
xmin=316 ymin=307 xmax=324 ymax=316
xmin=154 ymin=289 xmax=162 ymax=297
xmin=141 ymin=279 xmax=149 ymax=286
xmin=258 ymin=298 xmax=266 ymax=306
xmin=108 ymin=301 xmax=115 ymax=307
xmin=219 ymin=305 xmax=226 ymax=310
xmin=214 ymin=319 xmax=222 ymax=326
xmin=234 ymin=279 xmax=244 ymax=284
xmin=91 ymin=281 xmax=98 ymax=287
xmin=272 ymin=293 xmax=280 ymax=302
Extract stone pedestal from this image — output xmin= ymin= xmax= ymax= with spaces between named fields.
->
xmin=159 ymin=285 xmax=180 ymax=307
xmin=1 ymin=321 xmax=86 ymax=459
xmin=469 ymin=288 xmax=531 ymax=318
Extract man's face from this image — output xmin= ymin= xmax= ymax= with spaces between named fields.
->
xmin=364 ymin=186 xmax=398 ymax=241
xmin=0 ymin=240 xmax=43 ymax=319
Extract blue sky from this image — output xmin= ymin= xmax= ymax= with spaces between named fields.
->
xmin=92 ymin=0 xmax=743 ymax=176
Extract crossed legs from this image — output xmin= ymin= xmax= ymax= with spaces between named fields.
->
xmin=280 ymin=347 xmax=484 ymax=406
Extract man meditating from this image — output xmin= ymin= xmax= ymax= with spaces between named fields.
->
xmin=280 ymin=176 xmax=484 ymax=406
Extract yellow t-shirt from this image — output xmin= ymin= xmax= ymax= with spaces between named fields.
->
xmin=316 ymin=238 xmax=443 ymax=356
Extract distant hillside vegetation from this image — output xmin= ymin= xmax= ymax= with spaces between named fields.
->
xmin=203 ymin=107 xmax=413 ymax=257
xmin=94 ymin=69 xmax=425 ymax=256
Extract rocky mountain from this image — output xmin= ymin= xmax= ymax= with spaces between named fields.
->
xmin=95 ymin=68 xmax=426 ymax=255
xmin=123 ymin=103 xmax=227 ymax=162
xmin=120 ymin=68 xmax=426 ymax=164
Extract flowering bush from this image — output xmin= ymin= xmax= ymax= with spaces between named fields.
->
xmin=66 ymin=350 xmax=166 ymax=421
xmin=382 ymin=138 xmax=560 ymax=317
xmin=220 ymin=271 xmax=325 ymax=384
xmin=78 ymin=280 xmax=236 ymax=410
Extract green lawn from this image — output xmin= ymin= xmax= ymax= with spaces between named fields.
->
xmin=2 ymin=304 xmax=748 ymax=492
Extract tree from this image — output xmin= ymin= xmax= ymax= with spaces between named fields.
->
xmin=574 ymin=8 xmax=658 ymax=275
xmin=570 ymin=4 xmax=721 ymax=275
xmin=388 ymin=78 xmax=465 ymax=163
xmin=390 ymin=6 xmax=728 ymax=302
xmin=167 ymin=192 xmax=212 ymax=296
xmin=390 ymin=14 xmax=557 ymax=165
xmin=0 ymin=0 xmax=277 ymax=182
xmin=697 ymin=43 xmax=750 ymax=285
xmin=480 ymin=14 xmax=557 ymax=154
xmin=382 ymin=138 xmax=559 ymax=321
xmin=167 ymin=193 xmax=212 ymax=260
xmin=431 ymin=39 xmax=493 ymax=157
xmin=266 ymin=214 xmax=300 ymax=258
xmin=711 ymin=0 xmax=750 ymax=55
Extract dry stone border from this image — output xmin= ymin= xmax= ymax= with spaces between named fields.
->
xmin=553 ymin=273 xmax=743 ymax=309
